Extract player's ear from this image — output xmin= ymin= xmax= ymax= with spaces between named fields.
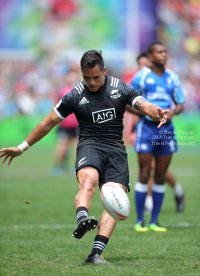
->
xmin=148 ymin=53 xmax=153 ymax=63
xmin=103 ymin=67 xmax=106 ymax=75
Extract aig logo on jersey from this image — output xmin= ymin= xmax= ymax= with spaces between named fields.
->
xmin=92 ymin=108 xmax=116 ymax=124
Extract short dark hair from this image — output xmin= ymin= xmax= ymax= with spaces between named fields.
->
xmin=80 ymin=50 xmax=104 ymax=71
xmin=137 ymin=51 xmax=148 ymax=62
xmin=148 ymin=41 xmax=164 ymax=54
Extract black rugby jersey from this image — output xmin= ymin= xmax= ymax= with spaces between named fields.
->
xmin=54 ymin=76 xmax=139 ymax=142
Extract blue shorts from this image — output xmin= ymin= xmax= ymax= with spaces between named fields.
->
xmin=135 ymin=119 xmax=177 ymax=155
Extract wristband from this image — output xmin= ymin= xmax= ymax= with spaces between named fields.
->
xmin=17 ymin=140 xmax=30 ymax=152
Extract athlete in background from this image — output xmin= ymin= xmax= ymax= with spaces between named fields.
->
xmin=129 ymin=51 xmax=185 ymax=214
xmin=127 ymin=41 xmax=185 ymax=232
xmin=52 ymin=70 xmax=79 ymax=174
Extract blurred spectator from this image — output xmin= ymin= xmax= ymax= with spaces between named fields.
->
xmin=156 ymin=0 xmax=200 ymax=112
xmin=51 ymin=0 xmax=77 ymax=20
xmin=51 ymin=69 xmax=80 ymax=175
xmin=0 ymin=57 xmax=81 ymax=118
xmin=0 ymin=0 xmax=199 ymax=118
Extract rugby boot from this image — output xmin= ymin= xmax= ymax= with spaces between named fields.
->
xmin=85 ymin=254 xmax=111 ymax=264
xmin=148 ymin=222 xmax=167 ymax=232
xmin=175 ymin=194 xmax=185 ymax=212
xmin=72 ymin=217 xmax=98 ymax=239
xmin=134 ymin=221 xmax=148 ymax=232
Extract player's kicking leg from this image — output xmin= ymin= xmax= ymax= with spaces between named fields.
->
xmin=72 ymin=216 xmax=98 ymax=239
xmin=72 ymin=166 xmax=99 ymax=239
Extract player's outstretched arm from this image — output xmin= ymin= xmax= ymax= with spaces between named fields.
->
xmin=126 ymin=104 xmax=143 ymax=116
xmin=0 ymin=109 xmax=62 ymax=165
xmin=131 ymin=96 xmax=169 ymax=128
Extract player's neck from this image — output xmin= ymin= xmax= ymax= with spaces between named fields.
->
xmin=99 ymin=75 xmax=106 ymax=90
xmin=151 ymin=65 xmax=165 ymax=76
xmin=102 ymin=75 xmax=106 ymax=86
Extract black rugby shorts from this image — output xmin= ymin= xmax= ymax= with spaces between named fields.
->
xmin=76 ymin=141 xmax=130 ymax=191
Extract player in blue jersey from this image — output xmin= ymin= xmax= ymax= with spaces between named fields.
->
xmin=130 ymin=41 xmax=184 ymax=231
xmin=130 ymin=51 xmax=185 ymax=214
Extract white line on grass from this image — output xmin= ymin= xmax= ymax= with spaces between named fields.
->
xmin=0 ymin=223 xmax=200 ymax=230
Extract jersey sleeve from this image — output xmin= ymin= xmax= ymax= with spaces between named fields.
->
xmin=166 ymin=69 xmax=184 ymax=104
xmin=54 ymin=88 xmax=78 ymax=119
xmin=122 ymin=81 xmax=140 ymax=106
xmin=172 ymin=75 xmax=184 ymax=104
xmin=131 ymin=67 xmax=151 ymax=97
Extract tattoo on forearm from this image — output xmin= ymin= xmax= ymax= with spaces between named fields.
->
xmin=134 ymin=97 xmax=147 ymax=111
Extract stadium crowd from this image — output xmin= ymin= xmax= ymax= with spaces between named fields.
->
xmin=156 ymin=0 xmax=200 ymax=111
xmin=0 ymin=59 xmax=81 ymax=118
xmin=0 ymin=0 xmax=199 ymax=119
xmin=0 ymin=54 xmax=199 ymax=119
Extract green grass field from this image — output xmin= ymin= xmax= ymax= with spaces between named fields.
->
xmin=0 ymin=146 xmax=200 ymax=276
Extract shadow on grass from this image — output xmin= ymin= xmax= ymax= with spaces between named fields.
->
xmin=80 ymin=256 xmax=136 ymax=267
xmin=109 ymin=255 xmax=136 ymax=266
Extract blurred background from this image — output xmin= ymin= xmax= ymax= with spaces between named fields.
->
xmin=0 ymin=3 xmax=200 ymax=274
xmin=0 ymin=0 xmax=199 ymax=148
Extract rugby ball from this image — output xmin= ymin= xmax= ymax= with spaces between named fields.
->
xmin=100 ymin=182 xmax=130 ymax=220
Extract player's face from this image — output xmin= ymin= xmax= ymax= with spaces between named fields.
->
xmin=150 ymin=44 xmax=167 ymax=67
xmin=82 ymin=64 xmax=106 ymax=92
xmin=137 ymin=57 xmax=149 ymax=69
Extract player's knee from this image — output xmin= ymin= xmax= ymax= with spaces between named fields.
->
xmin=154 ymin=172 xmax=165 ymax=184
xmin=83 ymin=181 xmax=97 ymax=196
xmin=78 ymin=173 xmax=97 ymax=196
xmin=140 ymin=169 xmax=150 ymax=183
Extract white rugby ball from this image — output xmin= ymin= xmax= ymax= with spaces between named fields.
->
xmin=100 ymin=182 xmax=130 ymax=220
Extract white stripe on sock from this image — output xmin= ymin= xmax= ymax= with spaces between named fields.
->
xmin=94 ymin=241 xmax=106 ymax=247
xmin=134 ymin=182 xmax=148 ymax=193
xmin=93 ymin=242 xmax=105 ymax=250
xmin=93 ymin=242 xmax=106 ymax=250
xmin=152 ymin=183 xmax=166 ymax=193
xmin=174 ymin=183 xmax=184 ymax=196
xmin=76 ymin=211 xmax=88 ymax=219
xmin=77 ymin=213 xmax=88 ymax=218
xmin=93 ymin=245 xmax=105 ymax=251
xmin=77 ymin=211 xmax=88 ymax=216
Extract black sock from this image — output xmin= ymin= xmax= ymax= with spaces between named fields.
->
xmin=76 ymin=206 xmax=88 ymax=224
xmin=89 ymin=235 xmax=109 ymax=257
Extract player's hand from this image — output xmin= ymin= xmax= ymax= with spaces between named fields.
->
xmin=157 ymin=108 xmax=169 ymax=128
xmin=0 ymin=147 xmax=22 ymax=165
xmin=165 ymin=109 xmax=174 ymax=120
